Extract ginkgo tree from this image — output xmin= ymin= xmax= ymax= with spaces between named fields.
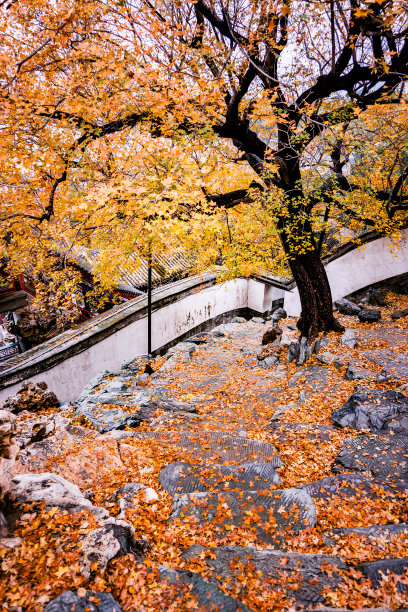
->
xmin=1 ymin=0 xmax=408 ymax=340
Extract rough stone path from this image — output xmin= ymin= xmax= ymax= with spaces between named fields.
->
xmin=2 ymin=299 xmax=408 ymax=611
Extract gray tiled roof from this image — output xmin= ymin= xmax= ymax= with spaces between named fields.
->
xmin=71 ymin=248 xmax=193 ymax=293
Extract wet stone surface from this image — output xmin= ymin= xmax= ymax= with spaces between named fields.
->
xmin=171 ymin=487 xmax=317 ymax=543
xmin=159 ymin=461 xmax=281 ymax=495
xmin=182 ymin=545 xmax=347 ymax=608
xmin=5 ymin=307 xmax=408 ymax=610
xmin=332 ymin=433 xmax=408 ymax=486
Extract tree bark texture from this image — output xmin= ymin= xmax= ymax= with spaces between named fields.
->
xmin=288 ymin=248 xmax=344 ymax=342
xmin=278 ymin=209 xmax=344 ymax=342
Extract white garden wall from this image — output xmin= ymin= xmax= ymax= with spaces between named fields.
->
xmin=0 ymin=229 xmax=407 ymax=403
xmin=284 ymin=228 xmax=408 ymax=316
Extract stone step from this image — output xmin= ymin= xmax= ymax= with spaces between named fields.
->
xmin=270 ymin=422 xmax=337 ymax=444
xmin=159 ymin=461 xmax=281 ymax=495
xmin=44 ymin=590 xmax=123 ymax=612
xmin=322 ymin=523 xmax=408 ymax=546
xmin=171 ymin=487 xmax=316 ymax=543
xmin=357 ymin=557 xmax=408 ymax=592
xmin=159 ymin=566 xmax=252 ymax=611
xmin=299 ymin=473 xmax=399 ymax=502
xmin=332 ymin=433 xmax=408 ymax=489
xmin=182 ymin=544 xmax=346 ymax=609
xmin=111 ymin=430 xmax=282 ymax=466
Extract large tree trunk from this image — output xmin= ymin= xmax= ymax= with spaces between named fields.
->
xmin=275 ymin=181 xmax=344 ymax=342
xmin=287 ymin=248 xmax=344 ymax=342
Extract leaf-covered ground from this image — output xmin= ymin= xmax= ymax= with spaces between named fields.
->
xmin=2 ymin=292 xmax=408 ymax=611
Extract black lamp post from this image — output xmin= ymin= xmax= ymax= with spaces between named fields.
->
xmin=147 ymin=244 xmax=152 ymax=356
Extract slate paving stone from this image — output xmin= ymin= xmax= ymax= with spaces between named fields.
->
xmin=331 ymin=389 xmax=408 ymax=432
xmin=322 ymin=524 xmax=408 ymax=547
xmin=379 ymin=356 xmax=408 ymax=382
xmin=187 ymin=331 xmax=225 ymax=344
xmin=147 ymin=412 xmax=231 ymax=431
xmin=288 ymin=365 xmax=328 ymax=393
xmin=299 ymin=473 xmax=387 ymax=501
xmin=332 ymin=433 xmax=408 ymax=487
xmin=159 ymin=566 xmax=253 ymax=611
xmin=159 ymin=461 xmax=281 ymax=495
xmin=362 ymin=350 xmax=408 ymax=382
xmin=270 ymin=423 xmax=337 ymax=444
xmin=44 ymin=591 xmax=123 ymax=612
xmin=171 ymin=487 xmax=316 ymax=542
xmin=356 ymin=327 xmax=408 ymax=347
xmin=182 ymin=545 xmax=347 ymax=608
xmin=357 ymin=558 xmax=408 ymax=592
xmin=345 ymin=361 xmax=378 ymax=381
xmin=303 ymin=607 xmax=394 ymax=611
xmin=111 ymin=431 xmax=283 ymax=466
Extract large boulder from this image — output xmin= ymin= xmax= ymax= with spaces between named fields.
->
xmin=14 ymin=424 xmax=127 ymax=490
xmin=0 ymin=409 xmax=18 ymax=533
xmin=73 ymin=404 xmax=142 ymax=434
xmin=79 ymin=518 xmax=136 ymax=578
xmin=358 ymin=308 xmax=381 ymax=323
xmin=44 ymin=591 xmax=123 ymax=612
xmin=10 ymin=472 xmax=108 ymax=519
xmin=182 ymin=545 xmax=347 ymax=609
xmin=14 ymin=412 xmax=69 ymax=449
xmin=114 ymin=482 xmax=158 ymax=518
xmin=14 ymin=304 xmax=79 ymax=348
xmin=159 ymin=342 xmax=197 ymax=373
xmin=331 ymin=389 xmax=408 ymax=432
xmin=262 ymin=327 xmax=281 ymax=345
xmin=2 ymin=381 xmax=60 ymax=414
xmin=74 ymin=369 xmax=196 ymax=431
xmin=271 ymin=307 xmax=287 ymax=324
xmin=287 ymin=337 xmax=320 ymax=365
xmin=75 ymin=374 xmax=134 ymax=408
xmin=340 ymin=328 xmax=356 ymax=348
xmin=335 ymin=298 xmax=361 ymax=316
xmin=121 ymin=354 xmax=151 ymax=380
xmin=187 ymin=330 xmax=225 ymax=344
xmin=368 ymin=288 xmax=387 ymax=306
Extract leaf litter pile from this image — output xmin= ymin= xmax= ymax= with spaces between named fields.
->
xmin=2 ymin=292 xmax=408 ymax=611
